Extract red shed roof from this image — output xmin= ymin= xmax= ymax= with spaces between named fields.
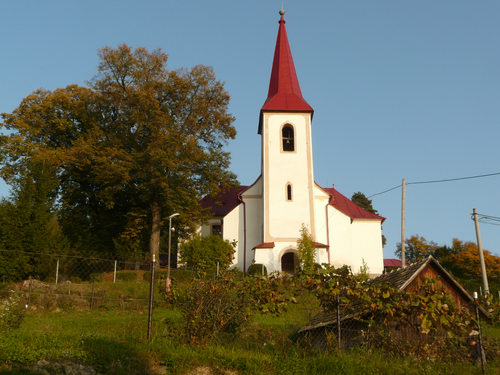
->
xmin=259 ymin=10 xmax=313 ymax=134
xmin=322 ymin=186 xmax=386 ymax=223
xmin=384 ymin=259 xmax=406 ymax=268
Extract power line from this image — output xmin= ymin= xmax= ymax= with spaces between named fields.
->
xmin=368 ymin=172 xmax=500 ymax=198
xmin=475 ymin=213 xmax=500 ymax=226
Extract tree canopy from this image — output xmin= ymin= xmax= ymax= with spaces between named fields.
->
xmin=351 ymin=191 xmax=378 ymax=215
xmin=396 ymin=235 xmax=500 ymax=290
xmin=0 ymin=44 xmax=238 ymax=264
xmin=395 ymin=235 xmax=438 ymax=264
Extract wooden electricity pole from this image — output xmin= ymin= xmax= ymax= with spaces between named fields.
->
xmin=473 ymin=208 xmax=489 ymax=296
xmin=401 ymin=179 xmax=406 ymax=268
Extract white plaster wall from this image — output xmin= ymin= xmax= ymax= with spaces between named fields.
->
xmin=241 ymin=179 xmax=264 ymax=272
xmin=327 ymin=206 xmax=354 ymax=269
xmin=263 ymin=113 xmax=314 ymax=239
xmin=222 ymin=206 xmax=241 ymax=268
xmin=255 ymin=242 xmax=299 ymax=273
xmin=313 ymin=184 xmax=330 ymax=246
xmin=351 ymin=220 xmax=384 ymax=276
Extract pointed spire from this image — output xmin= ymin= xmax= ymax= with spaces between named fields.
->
xmin=260 ymin=8 xmax=313 ymax=117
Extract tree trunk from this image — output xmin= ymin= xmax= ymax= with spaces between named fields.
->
xmin=150 ymin=199 xmax=161 ymax=271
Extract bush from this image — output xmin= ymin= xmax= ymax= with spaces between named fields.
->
xmin=115 ymin=272 xmax=140 ymax=282
xmin=0 ymin=293 xmax=26 ymax=332
xmin=247 ymin=263 xmax=268 ymax=276
xmin=178 ymin=271 xmax=252 ymax=345
xmin=180 ymin=235 xmax=236 ymax=272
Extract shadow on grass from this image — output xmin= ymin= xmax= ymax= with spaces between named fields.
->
xmin=0 ymin=334 xmax=157 ymax=375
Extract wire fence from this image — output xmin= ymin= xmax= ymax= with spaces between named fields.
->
xmin=0 ymin=250 xmax=498 ymax=370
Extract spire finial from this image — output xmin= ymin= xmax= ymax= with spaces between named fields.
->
xmin=279 ymin=2 xmax=285 ymax=16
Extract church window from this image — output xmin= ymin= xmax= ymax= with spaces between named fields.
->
xmin=286 ymin=183 xmax=292 ymax=201
xmin=282 ymin=125 xmax=294 ymax=152
xmin=211 ymin=224 xmax=222 ymax=237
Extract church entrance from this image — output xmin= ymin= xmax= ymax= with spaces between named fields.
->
xmin=281 ymin=252 xmax=299 ymax=274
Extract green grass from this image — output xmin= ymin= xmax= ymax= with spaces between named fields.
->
xmin=1 ymin=306 xmax=497 ymax=375
xmin=1 ymin=276 xmax=500 ymax=374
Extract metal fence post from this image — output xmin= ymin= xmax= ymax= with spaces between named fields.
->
xmin=113 ymin=260 xmax=117 ymax=283
xmin=28 ymin=279 xmax=32 ymax=309
xmin=55 ymin=259 xmax=59 ymax=285
xmin=473 ymin=292 xmax=486 ymax=374
xmin=337 ymin=291 xmax=341 ymax=353
xmin=90 ymin=280 xmax=95 ymax=310
xmin=148 ymin=254 xmax=156 ymax=342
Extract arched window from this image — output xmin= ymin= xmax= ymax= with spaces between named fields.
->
xmin=286 ymin=183 xmax=292 ymax=201
xmin=282 ymin=125 xmax=294 ymax=152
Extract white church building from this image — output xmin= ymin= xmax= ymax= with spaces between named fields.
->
xmin=200 ymin=9 xmax=385 ymax=277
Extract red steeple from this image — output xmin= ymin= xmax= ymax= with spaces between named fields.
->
xmin=259 ymin=8 xmax=313 ymax=133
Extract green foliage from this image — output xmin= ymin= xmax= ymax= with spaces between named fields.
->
xmin=395 ymin=235 xmax=438 ymax=264
xmin=247 ymin=263 xmax=268 ymax=276
xmin=299 ymin=263 xmax=474 ymax=351
xmin=180 ymin=235 xmax=235 ymax=272
xmin=0 ymin=161 xmax=69 ymax=282
xmin=396 ymin=236 xmax=500 ymax=291
xmin=173 ymin=270 xmax=296 ymax=346
xmin=115 ymin=272 xmax=141 ymax=282
xmin=176 ymin=271 xmax=250 ymax=345
xmin=351 ymin=192 xmax=378 ymax=214
xmin=1 ymin=44 xmax=238 ymax=263
xmin=297 ymin=224 xmax=316 ymax=273
xmin=357 ymin=258 xmax=370 ymax=281
xmin=0 ymin=293 xmax=26 ymax=332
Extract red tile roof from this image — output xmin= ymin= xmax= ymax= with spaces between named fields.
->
xmin=259 ymin=13 xmax=313 ymax=134
xmin=322 ymin=186 xmax=386 ymax=223
xmin=200 ymin=186 xmax=248 ymax=217
xmin=384 ymin=259 xmax=403 ymax=268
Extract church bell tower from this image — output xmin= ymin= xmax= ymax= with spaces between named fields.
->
xmin=259 ymin=8 xmax=316 ymax=243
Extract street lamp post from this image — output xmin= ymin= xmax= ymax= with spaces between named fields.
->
xmin=167 ymin=213 xmax=180 ymax=290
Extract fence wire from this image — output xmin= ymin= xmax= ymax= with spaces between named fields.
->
xmin=1 ymin=251 xmax=498 ymax=370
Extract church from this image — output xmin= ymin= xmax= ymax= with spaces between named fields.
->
xmin=200 ymin=8 xmax=385 ymax=277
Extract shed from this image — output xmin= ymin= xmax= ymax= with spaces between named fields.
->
xmin=299 ymin=256 xmax=488 ymax=350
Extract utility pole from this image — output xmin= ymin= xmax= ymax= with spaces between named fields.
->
xmin=401 ymin=179 xmax=406 ymax=268
xmin=472 ymin=208 xmax=489 ymax=296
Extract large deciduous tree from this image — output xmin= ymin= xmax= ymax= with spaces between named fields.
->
xmin=395 ymin=235 xmax=438 ymax=264
xmin=1 ymin=44 xmax=237 ymax=264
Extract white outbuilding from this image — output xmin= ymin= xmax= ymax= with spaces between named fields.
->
xmin=200 ymin=8 xmax=385 ymax=277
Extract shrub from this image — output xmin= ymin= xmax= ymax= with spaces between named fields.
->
xmin=247 ymin=263 xmax=268 ymax=276
xmin=115 ymin=272 xmax=140 ymax=282
xmin=179 ymin=235 xmax=236 ymax=272
xmin=0 ymin=293 xmax=26 ymax=332
xmin=297 ymin=224 xmax=316 ymax=273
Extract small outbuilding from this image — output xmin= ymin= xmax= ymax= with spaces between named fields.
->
xmin=299 ymin=256 xmax=487 ymax=350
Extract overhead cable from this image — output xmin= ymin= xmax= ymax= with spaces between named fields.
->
xmin=368 ymin=172 xmax=500 ymax=198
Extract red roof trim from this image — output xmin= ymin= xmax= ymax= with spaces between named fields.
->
xmin=321 ymin=185 xmax=386 ymax=223
xmin=253 ymin=242 xmax=275 ymax=249
xmin=314 ymin=242 xmax=329 ymax=248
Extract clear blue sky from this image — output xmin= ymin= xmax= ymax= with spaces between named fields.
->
xmin=1 ymin=1 xmax=499 ymax=259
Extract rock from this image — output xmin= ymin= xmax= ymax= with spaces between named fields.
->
xmin=37 ymin=360 xmax=49 ymax=367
